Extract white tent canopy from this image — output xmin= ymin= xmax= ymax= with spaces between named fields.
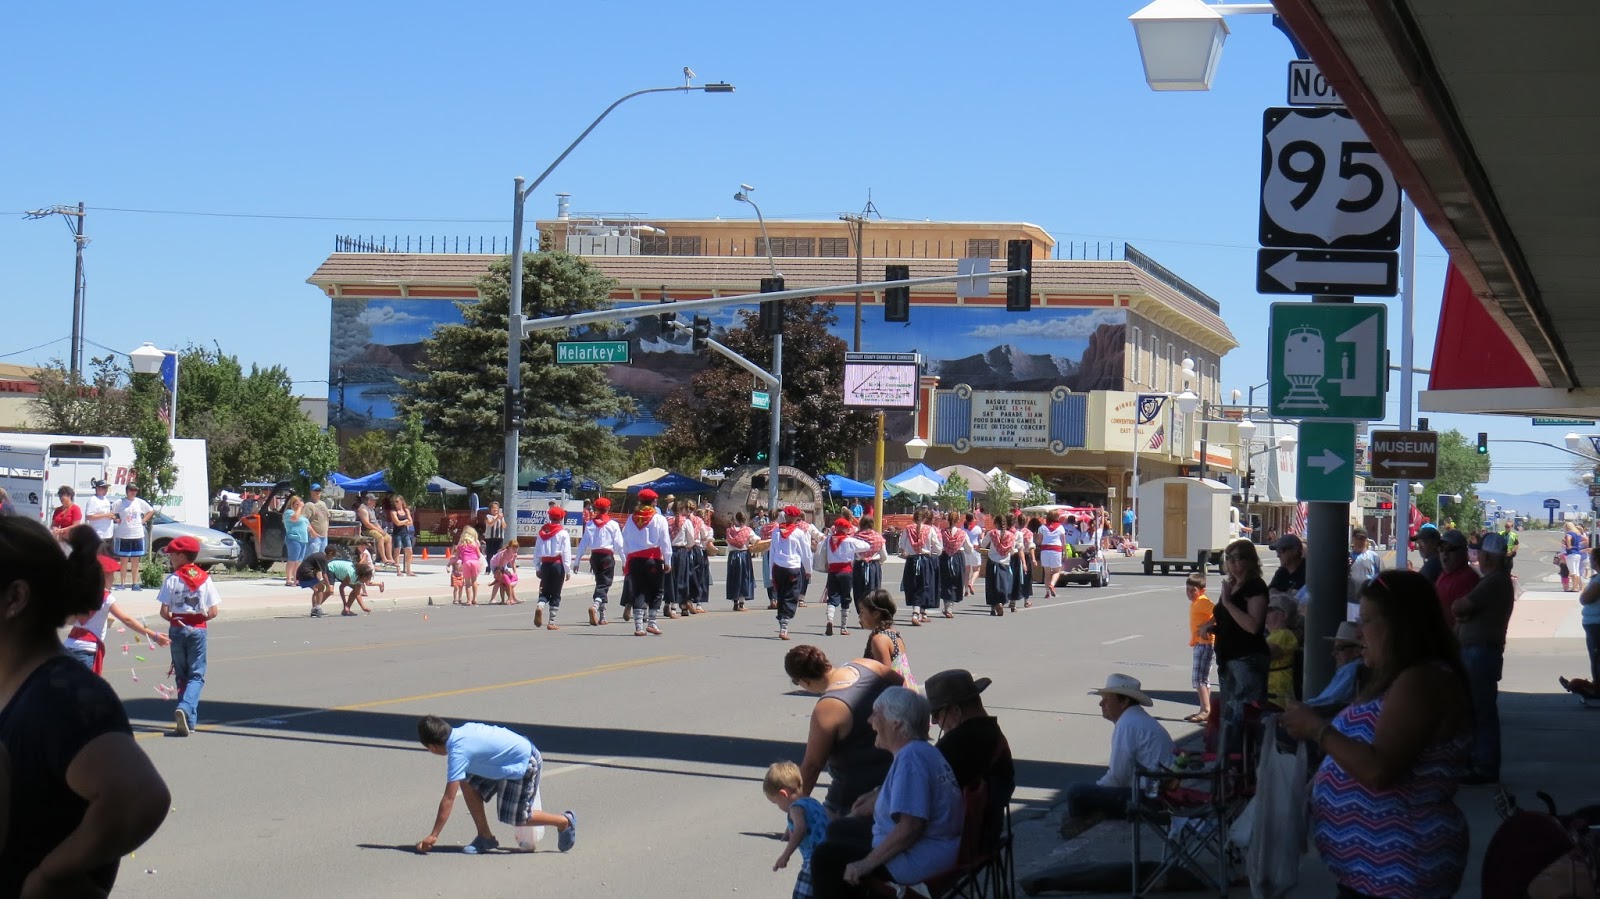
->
xmin=609 ymin=467 xmax=669 ymax=491
xmin=894 ymin=475 xmax=945 ymax=497
xmin=985 ymin=467 xmax=1032 ymax=498
xmin=934 ymin=464 xmax=990 ymax=486
xmin=427 ymin=475 xmax=469 ymax=495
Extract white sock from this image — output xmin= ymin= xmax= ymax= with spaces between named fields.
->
xmin=826 ymin=606 xmax=836 ymax=623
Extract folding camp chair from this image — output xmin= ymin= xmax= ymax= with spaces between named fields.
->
xmin=868 ymin=785 xmax=1015 ymax=899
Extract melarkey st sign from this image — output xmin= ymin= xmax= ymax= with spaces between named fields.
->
xmin=1369 ymin=430 xmax=1439 ymax=481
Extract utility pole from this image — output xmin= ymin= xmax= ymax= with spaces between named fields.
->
xmin=838 ymin=191 xmax=880 ymax=353
xmin=25 ymin=203 xmax=89 ymax=379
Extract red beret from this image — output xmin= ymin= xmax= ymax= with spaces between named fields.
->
xmin=593 ymin=497 xmax=611 ymax=510
xmin=784 ymin=505 xmax=803 ymax=519
xmin=98 ymin=555 xmax=121 ymax=574
xmin=165 ymin=535 xmax=201 ymax=555
xmin=834 ymin=518 xmax=853 ymax=530
xmin=638 ymin=488 xmax=659 ymax=503
xmin=548 ymin=502 xmax=564 ymax=512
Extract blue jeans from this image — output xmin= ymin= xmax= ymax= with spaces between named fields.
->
xmin=1066 ymin=783 xmax=1132 ymax=820
xmin=309 ymin=536 xmax=328 ymax=555
xmin=1460 ymin=643 xmax=1503 ymax=777
xmin=170 ymin=626 xmax=208 ymax=725
xmin=1585 ymin=622 xmax=1600 ymax=684
xmin=67 ymin=645 xmax=98 ymax=670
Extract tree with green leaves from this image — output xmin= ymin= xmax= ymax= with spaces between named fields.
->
xmin=282 ymin=419 xmax=340 ymax=497
xmin=341 ymin=430 xmax=390 ymax=476
xmin=398 ymin=252 xmax=628 ymax=482
xmin=935 ymin=473 xmax=972 ymax=513
xmin=25 ymin=355 xmax=139 ymax=435
xmin=1416 ymin=429 xmax=1486 ymax=530
xmin=387 ymin=413 xmax=439 ymax=502
xmin=170 ymin=345 xmax=328 ymax=494
xmin=655 ymin=297 xmax=875 ymax=474
xmin=128 ymin=375 xmax=176 ymax=502
xmin=1023 ymin=474 xmax=1054 ymax=508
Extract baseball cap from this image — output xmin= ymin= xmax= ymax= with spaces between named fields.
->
xmin=1481 ymin=533 xmax=1509 ymax=555
xmin=1351 ymin=526 xmax=1368 ymax=538
xmin=91 ymin=478 xmax=109 ymax=489
xmin=1440 ymin=529 xmax=1468 ymax=549
xmin=1268 ymin=533 xmax=1302 ymax=552
xmin=1415 ymin=523 xmax=1440 ymax=539
xmin=310 ymin=482 xmax=322 ymax=491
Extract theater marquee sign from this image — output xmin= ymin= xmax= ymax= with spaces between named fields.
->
xmin=968 ymin=391 xmax=1050 ymax=449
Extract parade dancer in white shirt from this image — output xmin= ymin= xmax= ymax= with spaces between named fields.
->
xmin=667 ymin=501 xmax=697 ymax=619
xmin=1038 ymin=512 xmax=1069 ymax=599
xmin=576 ymin=497 xmax=624 ymax=626
xmin=900 ymin=508 xmax=943 ymax=625
xmin=769 ymin=506 xmax=814 ymax=641
xmin=850 ymin=516 xmax=887 ymax=605
xmin=531 ymin=503 xmax=573 ymax=631
xmin=621 ymin=489 xmax=673 ymax=636
xmin=822 ymin=518 xmax=870 ymax=637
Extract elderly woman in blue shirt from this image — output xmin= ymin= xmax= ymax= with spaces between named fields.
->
xmin=809 ymin=686 xmax=964 ymax=898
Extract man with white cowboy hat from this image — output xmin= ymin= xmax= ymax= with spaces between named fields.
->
xmin=1059 ymin=673 xmax=1174 ymax=841
xmin=1304 ymin=620 xmax=1366 ymax=708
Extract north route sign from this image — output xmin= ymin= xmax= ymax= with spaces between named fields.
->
xmin=1259 ymin=107 xmax=1401 ymax=252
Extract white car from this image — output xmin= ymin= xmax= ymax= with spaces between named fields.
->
xmin=150 ymin=513 xmax=240 ymax=571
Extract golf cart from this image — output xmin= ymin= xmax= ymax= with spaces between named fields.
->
xmin=1056 ymin=541 xmax=1111 ymax=588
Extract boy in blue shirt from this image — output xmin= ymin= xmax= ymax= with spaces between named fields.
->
xmin=414 ymin=715 xmax=578 ymax=855
xmin=765 ymin=761 xmax=829 ymax=898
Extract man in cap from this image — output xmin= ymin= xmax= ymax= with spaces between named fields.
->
xmin=1414 ymin=523 xmax=1442 ymax=583
xmin=304 ymin=483 xmax=331 ymax=556
xmin=1304 ymin=620 xmax=1367 ymax=708
xmin=531 ymin=502 xmax=573 ymax=630
xmin=1267 ymin=533 xmax=1306 ymax=594
xmin=1434 ymin=529 xmax=1480 ymax=625
xmin=1347 ymin=527 xmax=1381 ymax=619
xmin=158 ymin=535 xmax=222 ymax=736
xmin=620 ymin=488 xmax=672 ymax=636
xmin=83 ymin=478 xmax=116 ymax=542
xmin=1454 ymin=531 xmax=1515 ymax=784
xmin=575 ymin=497 xmax=623 ymax=625
xmin=768 ymin=506 xmax=813 ymax=640
xmin=1059 ymin=674 xmax=1173 ymax=840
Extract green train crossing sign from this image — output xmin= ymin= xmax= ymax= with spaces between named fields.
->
xmin=1268 ymin=303 xmax=1387 ymax=421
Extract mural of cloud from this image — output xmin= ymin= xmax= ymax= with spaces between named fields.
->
xmin=966 ymin=308 xmax=1124 ymax=340
xmin=356 ymin=305 xmax=429 ymax=327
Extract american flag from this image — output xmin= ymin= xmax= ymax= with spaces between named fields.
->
xmin=1147 ymin=424 xmax=1165 ymax=450
xmin=1292 ymin=502 xmax=1309 ymax=538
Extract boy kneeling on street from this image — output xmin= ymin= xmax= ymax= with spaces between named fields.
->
xmin=414 ymin=715 xmax=578 ymax=855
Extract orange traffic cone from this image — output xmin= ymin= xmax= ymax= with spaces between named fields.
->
xmin=421 ymin=547 xmax=430 ymax=560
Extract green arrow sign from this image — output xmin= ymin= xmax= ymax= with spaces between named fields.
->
xmin=556 ymin=341 xmax=629 ymax=365
xmin=1297 ymin=421 xmax=1356 ymax=503
xmin=1268 ymin=303 xmax=1387 ymax=420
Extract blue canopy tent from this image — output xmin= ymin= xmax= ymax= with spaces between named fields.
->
xmin=625 ymin=471 xmax=717 ymax=496
xmin=823 ymin=474 xmax=891 ymax=499
xmin=330 ymin=470 xmax=390 ymax=493
xmin=887 ymin=463 xmax=946 ymax=497
xmin=526 ymin=469 xmax=601 ymax=493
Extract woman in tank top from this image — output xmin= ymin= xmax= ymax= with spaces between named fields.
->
xmin=783 ymin=643 xmax=904 ymax=815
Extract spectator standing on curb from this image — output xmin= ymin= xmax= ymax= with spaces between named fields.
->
xmin=482 ymin=501 xmax=507 ymax=564
xmin=1434 ymin=529 xmax=1480 ymax=626
xmin=389 ymin=494 xmax=416 ymax=577
xmin=1563 ymin=521 xmax=1586 ymax=592
xmin=303 ymin=483 xmax=331 ymax=556
xmin=1348 ymin=527 xmax=1381 ymax=620
xmin=49 ymin=486 xmax=84 ymax=541
xmin=113 ymin=484 xmax=154 ymax=591
xmin=83 ymin=478 xmax=115 ymax=542
xmin=282 ymin=495 xmax=310 ymax=587
xmin=1184 ymin=573 xmax=1214 ymax=723
xmin=1452 ymin=532 xmax=1515 ymax=784
xmin=1415 ymin=524 xmax=1443 ymax=583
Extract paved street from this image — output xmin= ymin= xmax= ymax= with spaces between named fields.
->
xmin=101 ymin=537 xmax=1598 ymax=897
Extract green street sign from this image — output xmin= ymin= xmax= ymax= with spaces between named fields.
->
xmin=751 ymin=391 xmax=771 ymax=410
xmin=1532 ymin=417 xmax=1596 ymax=427
xmin=1268 ymin=303 xmax=1387 ymax=420
xmin=1297 ymin=421 xmax=1356 ymax=503
xmin=556 ymin=341 xmax=629 ymax=365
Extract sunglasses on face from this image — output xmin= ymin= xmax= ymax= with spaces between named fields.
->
xmin=1440 ymin=545 xmax=1466 ymax=554
xmin=1333 ymin=643 xmax=1361 ymax=652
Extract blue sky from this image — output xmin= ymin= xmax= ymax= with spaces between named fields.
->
xmin=0 ymin=1 xmax=1576 ymax=495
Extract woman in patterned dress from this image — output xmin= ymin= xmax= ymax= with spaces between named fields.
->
xmin=1282 ymin=569 xmax=1471 ymax=899
xmin=982 ymin=514 xmax=1016 ymax=616
xmin=898 ymin=508 xmax=942 ymax=626
xmin=936 ymin=513 xmax=968 ymax=619
xmin=724 ymin=511 xmax=756 ymax=611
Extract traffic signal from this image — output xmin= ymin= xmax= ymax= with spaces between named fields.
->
xmin=884 ymin=265 xmax=910 ymax=323
xmin=759 ymin=277 xmax=784 ymax=336
xmin=691 ymin=315 xmax=711 ymax=351
xmin=504 ymin=386 xmax=524 ymax=430
xmin=1417 ymin=417 xmax=1430 ymax=431
xmin=749 ymin=410 xmax=770 ymax=463
xmin=657 ymin=290 xmax=676 ymax=327
xmin=1477 ymin=432 xmax=1489 ymax=455
xmin=1005 ymin=239 xmax=1033 ymax=312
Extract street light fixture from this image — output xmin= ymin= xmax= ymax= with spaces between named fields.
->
xmin=501 ymin=75 xmax=736 ymax=522
xmin=129 ymin=342 xmax=178 ymax=440
xmin=1128 ymin=0 xmax=1274 ymax=91
xmin=905 ymin=437 xmax=930 ymax=461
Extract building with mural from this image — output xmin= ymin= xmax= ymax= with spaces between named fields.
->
xmin=308 ymin=211 xmax=1262 ymax=521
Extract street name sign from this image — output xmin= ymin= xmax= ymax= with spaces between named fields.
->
xmin=1257 ymin=248 xmax=1398 ymax=297
xmin=556 ymin=341 xmax=629 ymax=365
xmin=1287 ymin=60 xmax=1342 ymax=106
xmin=843 ymin=352 xmax=920 ymax=409
xmin=1532 ymin=417 xmax=1596 ymax=427
xmin=1268 ymin=303 xmax=1388 ymax=420
xmin=751 ymin=391 xmax=770 ymax=410
xmin=1369 ymin=430 xmax=1438 ymax=480
xmin=1297 ymin=421 xmax=1357 ymax=503
xmin=1260 ymin=107 xmax=1402 ymax=252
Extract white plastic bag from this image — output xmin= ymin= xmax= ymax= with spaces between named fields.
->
xmin=1246 ymin=718 xmax=1308 ymax=899
xmin=512 ymin=787 xmax=545 ymax=849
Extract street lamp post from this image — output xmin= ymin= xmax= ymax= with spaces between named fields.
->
xmin=129 ymin=342 xmax=178 ymax=440
xmin=502 ymin=78 xmax=735 ymax=529
xmin=734 ymin=185 xmax=784 ymax=516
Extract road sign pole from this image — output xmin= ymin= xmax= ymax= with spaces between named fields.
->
xmin=1303 ymin=294 xmax=1354 ymax=699
xmin=1394 ymin=195 xmax=1416 ymax=569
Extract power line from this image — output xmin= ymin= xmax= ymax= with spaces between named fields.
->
xmin=0 ymin=336 xmax=70 ymax=359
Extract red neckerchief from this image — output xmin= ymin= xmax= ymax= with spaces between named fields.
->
xmin=670 ymin=515 xmax=685 ymax=538
xmin=176 ymin=562 xmax=209 ymax=590
xmin=907 ymin=524 xmax=927 ymax=553
xmin=830 ymin=532 xmax=850 ymax=552
xmin=539 ymin=520 xmax=564 ymax=540
xmin=779 ymin=520 xmax=801 ymax=540
xmin=593 ymin=512 xmax=611 ymax=528
xmin=632 ymin=505 xmax=656 ymax=529
xmin=727 ymin=526 xmax=751 ymax=549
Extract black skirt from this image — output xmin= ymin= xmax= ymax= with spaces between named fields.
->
xmin=725 ymin=549 xmax=754 ymax=601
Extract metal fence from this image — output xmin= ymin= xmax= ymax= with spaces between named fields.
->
xmin=333 ymin=235 xmax=537 ymax=254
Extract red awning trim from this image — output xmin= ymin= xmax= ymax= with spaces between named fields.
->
xmin=1428 ymin=264 xmax=1538 ymax=392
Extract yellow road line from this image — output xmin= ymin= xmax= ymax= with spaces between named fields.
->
xmin=135 ymin=654 xmax=692 ymax=741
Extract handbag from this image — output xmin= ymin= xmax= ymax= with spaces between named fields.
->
xmin=1246 ymin=715 xmax=1307 ymax=899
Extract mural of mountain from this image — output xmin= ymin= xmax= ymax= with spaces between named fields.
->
xmin=932 ymin=344 xmax=1079 ymax=391
xmin=1068 ymin=323 xmax=1126 ymax=392
xmin=349 ymin=341 xmax=430 ymax=368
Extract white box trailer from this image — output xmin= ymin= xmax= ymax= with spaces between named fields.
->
xmin=0 ymin=432 xmax=210 ymax=527
xmin=1135 ymin=476 xmax=1233 ymax=575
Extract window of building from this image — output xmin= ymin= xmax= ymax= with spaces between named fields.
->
xmin=757 ymin=237 xmax=815 ymax=257
xmin=1167 ymin=343 xmax=1176 ymax=392
xmin=966 ymin=239 xmax=1001 ymax=258
xmin=1131 ymin=327 xmax=1142 ymax=383
xmin=1150 ymin=335 xmax=1160 ymax=388
xmin=819 ymin=237 xmax=851 ymax=257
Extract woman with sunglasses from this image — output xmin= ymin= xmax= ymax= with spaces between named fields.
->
xmin=1211 ymin=538 xmax=1270 ymax=732
xmin=1284 ymin=570 xmax=1471 ymax=899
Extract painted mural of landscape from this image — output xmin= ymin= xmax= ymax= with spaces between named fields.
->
xmin=330 ymin=297 xmax=1126 ymax=438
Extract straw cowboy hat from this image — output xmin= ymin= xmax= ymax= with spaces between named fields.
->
xmin=1088 ymin=673 xmax=1153 ymax=707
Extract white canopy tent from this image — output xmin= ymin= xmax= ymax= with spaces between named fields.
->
xmin=984 ymin=467 xmax=1032 ymax=499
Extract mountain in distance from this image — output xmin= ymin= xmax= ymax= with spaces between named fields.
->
xmin=1478 ymin=488 xmax=1590 ymax=516
xmin=931 ymin=344 xmax=1078 ymax=392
